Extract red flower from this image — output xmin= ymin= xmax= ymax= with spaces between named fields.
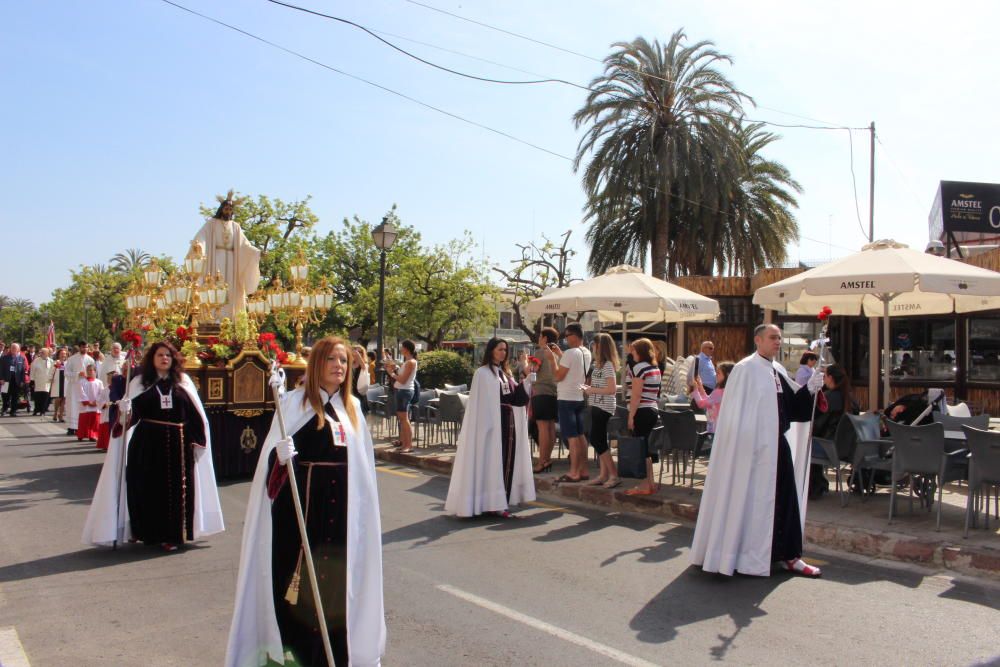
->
xmin=206 ymin=336 xmax=219 ymax=345
xmin=528 ymin=356 xmax=541 ymax=366
xmin=258 ymin=332 xmax=276 ymax=344
xmin=175 ymin=326 xmax=189 ymax=341
xmin=276 ymin=350 xmax=289 ymax=364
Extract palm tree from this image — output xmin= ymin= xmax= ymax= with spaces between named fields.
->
xmin=110 ymin=248 xmax=151 ymax=273
xmin=574 ymin=32 xmax=749 ymax=279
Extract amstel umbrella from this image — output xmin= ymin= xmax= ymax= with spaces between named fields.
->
xmin=754 ymin=239 xmax=1000 ymax=403
xmin=526 ymin=265 xmax=719 ymax=393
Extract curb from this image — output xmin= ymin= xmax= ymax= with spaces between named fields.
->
xmin=374 ymin=444 xmax=1000 ymax=581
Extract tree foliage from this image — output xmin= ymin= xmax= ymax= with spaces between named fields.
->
xmin=574 ymin=31 xmax=799 ymax=279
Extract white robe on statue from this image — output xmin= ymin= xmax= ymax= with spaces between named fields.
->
xmin=689 ymin=353 xmax=811 ymax=577
xmin=64 ymin=353 xmax=94 ymax=428
xmin=444 ymin=366 xmax=535 ymax=517
xmin=81 ymin=374 xmax=224 ymax=546
xmin=225 ymin=389 xmax=385 ymax=667
xmin=194 ymin=217 xmax=261 ymax=321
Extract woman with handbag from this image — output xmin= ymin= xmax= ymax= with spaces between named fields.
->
xmin=624 ymin=338 xmax=661 ymax=496
xmin=582 ymin=333 xmax=620 ymax=489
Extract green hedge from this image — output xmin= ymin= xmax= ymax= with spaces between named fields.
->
xmin=418 ymin=350 xmax=473 ymax=389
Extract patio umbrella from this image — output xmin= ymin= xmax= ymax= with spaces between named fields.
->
xmin=753 ymin=239 xmax=1000 ymax=405
xmin=525 ymin=265 xmax=720 ymax=392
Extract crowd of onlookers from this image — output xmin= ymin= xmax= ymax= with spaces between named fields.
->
xmin=0 ymin=339 xmax=111 ymax=420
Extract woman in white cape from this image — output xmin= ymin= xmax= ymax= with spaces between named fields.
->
xmin=226 ymin=336 xmax=385 ymax=667
xmin=81 ymin=341 xmax=223 ymax=549
xmin=444 ymin=337 xmax=535 ymax=518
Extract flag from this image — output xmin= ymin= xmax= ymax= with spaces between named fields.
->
xmin=45 ymin=321 xmax=55 ymax=349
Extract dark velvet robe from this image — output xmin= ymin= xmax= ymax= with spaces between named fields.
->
xmin=771 ymin=372 xmax=815 ymax=562
xmin=125 ymin=378 xmax=206 ymax=545
xmin=268 ymin=403 xmax=349 ymax=667
xmin=498 ymin=374 xmax=530 ymax=502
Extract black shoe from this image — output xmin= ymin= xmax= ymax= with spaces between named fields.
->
xmin=66 ymin=428 xmax=75 ymax=435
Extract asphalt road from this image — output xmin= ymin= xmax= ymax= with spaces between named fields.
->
xmin=1 ymin=415 xmax=999 ymax=666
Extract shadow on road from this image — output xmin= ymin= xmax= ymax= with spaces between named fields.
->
xmin=0 ymin=544 xmax=205 ymax=584
xmin=0 ymin=461 xmax=103 ymax=512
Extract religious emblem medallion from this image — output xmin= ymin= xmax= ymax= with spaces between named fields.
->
xmin=239 ymin=425 xmax=258 ymax=452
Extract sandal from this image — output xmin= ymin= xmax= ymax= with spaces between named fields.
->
xmin=160 ymin=543 xmax=179 ymax=552
xmin=603 ymin=477 xmax=621 ymax=489
xmin=556 ymin=474 xmax=584 ymax=483
xmin=624 ymin=487 xmax=656 ymax=496
xmin=587 ymin=478 xmax=609 ymax=486
xmin=781 ymin=558 xmax=822 ymax=577
xmin=533 ymin=461 xmax=553 ymax=474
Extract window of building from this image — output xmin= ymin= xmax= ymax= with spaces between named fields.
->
xmin=969 ymin=317 xmax=1000 ymax=382
xmin=498 ymin=311 xmax=513 ymax=330
xmin=889 ymin=318 xmax=956 ymax=381
xmin=716 ymin=297 xmax=753 ymax=325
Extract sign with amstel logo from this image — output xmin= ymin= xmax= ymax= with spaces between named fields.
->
xmin=930 ymin=180 xmax=1000 ymax=234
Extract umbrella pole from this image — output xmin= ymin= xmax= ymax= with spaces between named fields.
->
xmin=621 ymin=315 xmax=628 ymax=402
xmin=882 ymin=296 xmax=891 ymax=409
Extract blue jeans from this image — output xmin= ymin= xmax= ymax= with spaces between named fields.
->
xmin=557 ymin=399 xmax=586 ymax=438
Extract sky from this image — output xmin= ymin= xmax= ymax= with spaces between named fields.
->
xmin=3 ymin=0 xmax=999 ymax=307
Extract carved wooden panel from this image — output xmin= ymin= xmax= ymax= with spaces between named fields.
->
xmin=233 ymin=363 xmax=265 ymax=404
xmin=208 ymin=377 xmax=224 ymax=401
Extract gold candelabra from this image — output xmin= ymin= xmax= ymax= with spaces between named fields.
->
xmin=248 ymin=250 xmax=334 ymax=357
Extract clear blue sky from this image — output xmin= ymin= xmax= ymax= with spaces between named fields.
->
xmin=3 ymin=0 xmax=998 ymax=306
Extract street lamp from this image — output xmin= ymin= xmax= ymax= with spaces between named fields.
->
xmin=371 ymin=216 xmax=398 ymax=382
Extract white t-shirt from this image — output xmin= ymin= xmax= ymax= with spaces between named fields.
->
xmin=557 ymin=346 xmax=589 ymax=402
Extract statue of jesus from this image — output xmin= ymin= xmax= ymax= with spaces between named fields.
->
xmin=194 ymin=190 xmax=261 ymax=321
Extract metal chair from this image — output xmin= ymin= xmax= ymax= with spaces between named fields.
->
xmin=411 ymin=389 xmax=439 ymax=446
xmin=886 ymin=421 xmax=968 ymax=530
xmin=932 ymin=412 xmax=990 ymax=433
xmin=845 ymin=413 xmax=893 ymax=499
xmin=811 ymin=415 xmax=855 ymax=506
xmin=658 ymin=409 xmax=709 ymax=487
xmin=437 ymin=392 xmax=466 ymax=445
xmin=443 ymin=383 xmax=468 ymax=394
xmin=962 ymin=426 xmax=1000 ymax=538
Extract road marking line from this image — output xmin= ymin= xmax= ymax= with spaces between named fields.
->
xmin=375 ymin=466 xmax=418 ymax=479
xmin=0 ymin=626 xmax=31 ymax=667
xmin=526 ymin=500 xmax=569 ymax=512
xmin=437 ymin=584 xmax=658 ymax=667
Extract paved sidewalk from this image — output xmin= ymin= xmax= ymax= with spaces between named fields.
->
xmin=373 ymin=435 xmax=1000 ymax=581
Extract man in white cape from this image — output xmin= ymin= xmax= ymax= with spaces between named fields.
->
xmin=225 ymin=386 xmax=385 ymax=667
xmin=690 ymin=324 xmax=825 ymax=577
xmin=63 ymin=341 xmax=94 ymax=435
xmin=444 ymin=363 xmax=535 ymax=517
xmin=81 ymin=373 xmax=224 ymax=547
xmin=99 ymin=342 xmax=127 ymax=383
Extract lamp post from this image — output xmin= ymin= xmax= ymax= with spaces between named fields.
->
xmin=371 ymin=216 xmax=398 ymax=383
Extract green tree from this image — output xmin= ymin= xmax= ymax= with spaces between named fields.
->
xmin=574 ymin=31 xmax=749 ymax=279
xmin=308 ymin=206 xmax=421 ymax=344
xmin=41 ymin=264 xmax=131 ymax=346
xmin=109 ymin=248 xmax=152 ymax=273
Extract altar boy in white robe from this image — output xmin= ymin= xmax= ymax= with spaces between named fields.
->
xmin=64 ymin=341 xmax=94 ymax=435
xmin=690 ymin=324 xmax=825 ymax=577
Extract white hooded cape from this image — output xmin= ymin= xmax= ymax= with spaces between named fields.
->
xmin=444 ymin=366 xmax=535 ymax=517
xmin=64 ymin=353 xmax=94 ymax=428
xmin=81 ymin=374 xmax=224 ymax=546
xmin=225 ymin=388 xmax=385 ymax=667
xmin=689 ymin=353 xmax=811 ymax=577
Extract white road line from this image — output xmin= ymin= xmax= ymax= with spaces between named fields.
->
xmin=0 ymin=626 xmax=31 ymax=667
xmin=436 ymin=584 xmax=659 ymax=667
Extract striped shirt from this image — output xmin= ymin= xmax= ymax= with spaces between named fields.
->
xmin=627 ymin=361 xmax=661 ymax=408
xmin=587 ymin=361 xmax=617 ymax=415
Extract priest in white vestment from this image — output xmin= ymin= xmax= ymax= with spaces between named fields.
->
xmin=99 ymin=342 xmax=126 ymax=383
xmin=690 ymin=324 xmax=825 ymax=578
xmin=193 ymin=193 xmax=261 ymax=321
xmin=64 ymin=341 xmax=94 ymax=435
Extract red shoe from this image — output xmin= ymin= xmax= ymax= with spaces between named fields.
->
xmin=781 ymin=558 xmax=822 ymax=577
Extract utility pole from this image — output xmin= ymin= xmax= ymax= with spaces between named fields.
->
xmin=868 ymin=121 xmax=876 ymax=242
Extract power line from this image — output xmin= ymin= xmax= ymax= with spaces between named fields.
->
xmin=271 ymin=1 xmax=871 ymax=134
xmin=404 ymin=0 xmax=863 ymax=130
xmin=875 ymin=135 xmax=929 ymax=218
xmin=157 ymin=0 xmax=573 ymax=161
xmin=845 ymin=128 xmax=869 ymax=240
xmin=264 ymin=0 xmax=589 ymax=90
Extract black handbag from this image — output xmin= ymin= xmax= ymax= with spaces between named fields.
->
xmin=617 ymin=434 xmax=648 ymax=479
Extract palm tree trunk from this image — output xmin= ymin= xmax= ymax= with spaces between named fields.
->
xmin=650 ymin=193 xmax=670 ymax=280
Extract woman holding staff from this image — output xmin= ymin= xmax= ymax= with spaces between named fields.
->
xmin=226 ymin=336 xmax=385 ymax=667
